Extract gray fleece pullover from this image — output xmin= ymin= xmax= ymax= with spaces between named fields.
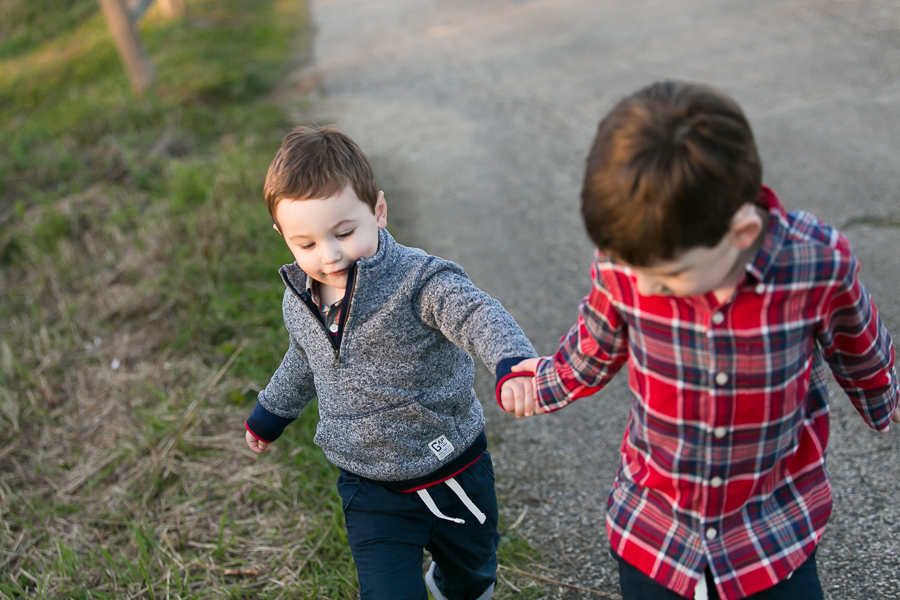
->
xmin=246 ymin=229 xmax=536 ymax=482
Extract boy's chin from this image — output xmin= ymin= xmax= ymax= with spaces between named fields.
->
xmin=322 ymin=272 xmax=350 ymax=287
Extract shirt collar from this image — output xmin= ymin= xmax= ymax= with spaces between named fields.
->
xmin=305 ymin=275 xmax=342 ymax=309
xmin=305 ymin=274 xmax=321 ymax=307
xmin=743 ymin=186 xmax=787 ymax=284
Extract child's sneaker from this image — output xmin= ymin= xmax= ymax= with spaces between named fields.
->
xmin=425 ymin=560 xmax=495 ymax=600
xmin=425 ymin=561 xmax=448 ymax=600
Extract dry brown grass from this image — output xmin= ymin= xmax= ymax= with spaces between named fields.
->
xmin=0 ymin=180 xmax=353 ymax=598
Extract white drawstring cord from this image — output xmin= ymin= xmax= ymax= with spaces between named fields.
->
xmin=416 ymin=476 xmax=486 ymax=525
xmin=445 ymin=477 xmax=486 ymax=524
xmin=417 ymin=489 xmax=465 ymax=524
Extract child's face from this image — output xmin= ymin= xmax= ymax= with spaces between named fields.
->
xmin=625 ymin=203 xmax=765 ymax=299
xmin=627 ymin=234 xmax=743 ymax=298
xmin=274 ymin=185 xmax=387 ymax=292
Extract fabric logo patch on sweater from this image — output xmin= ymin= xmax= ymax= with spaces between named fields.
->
xmin=428 ymin=435 xmax=455 ymax=461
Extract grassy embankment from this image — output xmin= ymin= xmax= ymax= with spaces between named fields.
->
xmin=0 ymin=1 xmax=547 ymax=597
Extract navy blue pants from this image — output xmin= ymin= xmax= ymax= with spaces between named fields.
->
xmin=613 ymin=548 xmax=824 ymax=600
xmin=337 ymin=452 xmax=499 ymax=600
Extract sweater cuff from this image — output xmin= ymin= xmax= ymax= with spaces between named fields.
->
xmin=495 ymin=356 xmax=535 ymax=409
xmin=245 ymin=401 xmax=295 ymax=443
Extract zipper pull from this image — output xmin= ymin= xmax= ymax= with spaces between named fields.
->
xmin=333 ymin=349 xmax=340 ymax=367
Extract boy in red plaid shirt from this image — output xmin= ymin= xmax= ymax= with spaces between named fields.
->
xmin=506 ymin=81 xmax=899 ymax=600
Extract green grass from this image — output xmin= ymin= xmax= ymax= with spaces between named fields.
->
xmin=0 ymin=0 xmax=364 ymax=597
xmin=0 ymin=0 xmax=552 ymax=596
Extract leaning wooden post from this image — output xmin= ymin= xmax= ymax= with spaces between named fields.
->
xmin=96 ymin=0 xmax=155 ymax=96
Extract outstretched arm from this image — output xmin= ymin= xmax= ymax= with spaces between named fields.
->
xmin=532 ymin=259 xmax=629 ymax=413
xmin=417 ymin=265 xmax=537 ymax=371
xmin=815 ymin=251 xmax=899 ymax=432
xmin=244 ymin=335 xmax=317 ymax=451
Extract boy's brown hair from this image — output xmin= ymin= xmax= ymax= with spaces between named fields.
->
xmin=581 ymin=81 xmax=762 ymax=266
xmin=264 ymin=125 xmax=377 ymax=223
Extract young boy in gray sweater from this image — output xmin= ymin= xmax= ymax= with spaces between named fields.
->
xmin=243 ymin=125 xmax=537 ymax=600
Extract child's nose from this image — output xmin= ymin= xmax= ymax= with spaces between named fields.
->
xmin=319 ymin=243 xmax=341 ymax=264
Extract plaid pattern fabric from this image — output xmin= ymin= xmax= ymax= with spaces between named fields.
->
xmin=534 ymin=187 xmax=898 ymax=600
xmin=306 ymin=275 xmax=342 ymax=334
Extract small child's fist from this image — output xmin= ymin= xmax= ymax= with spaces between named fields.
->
xmin=878 ymin=407 xmax=900 ymax=433
xmin=245 ymin=430 xmax=270 ymax=453
xmin=500 ymin=372 xmax=543 ymax=418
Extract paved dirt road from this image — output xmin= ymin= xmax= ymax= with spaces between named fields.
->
xmin=306 ymin=0 xmax=900 ymax=597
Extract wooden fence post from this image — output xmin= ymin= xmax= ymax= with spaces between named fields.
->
xmin=96 ymin=0 xmax=155 ymax=96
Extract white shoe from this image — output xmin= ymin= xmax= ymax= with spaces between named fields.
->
xmin=425 ymin=561 xmax=448 ymax=600
xmin=424 ymin=560 xmax=495 ymax=600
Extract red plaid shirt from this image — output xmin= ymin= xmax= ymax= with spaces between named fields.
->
xmin=534 ymin=187 xmax=898 ymax=600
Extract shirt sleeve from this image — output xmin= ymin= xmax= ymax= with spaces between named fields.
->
xmin=815 ymin=249 xmax=899 ymax=431
xmin=245 ymin=335 xmax=317 ymax=442
xmin=416 ymin=263 xmax=537 ymax=376
xmin=534 ymin=257 xmax=629 ymax=412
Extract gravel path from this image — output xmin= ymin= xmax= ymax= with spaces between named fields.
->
xmin=307 ymin=0 xmax=900 ymax=597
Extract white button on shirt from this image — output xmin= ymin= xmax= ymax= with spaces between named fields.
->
xmin=713 ymin=427 xmax=727 ymax=439
xmin=710 ymin=476 xmax=723 ymax=488
xmin=712 ymin=312 xmax=725 ymax=325
xmin=706 ymin=528 xmax=717 ymax=540
xmin=715 ymin=372 xmax=729 ymax=386
xmin=755 ymin=283 xmax=766 ymax=294
xmin=329 ymin=323 xmax=339 ymax=333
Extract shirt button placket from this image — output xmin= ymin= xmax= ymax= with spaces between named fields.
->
xmin=707 ymin=321 xmax=728 ymax=543
xmin=704 ymin=308 xmax=727 ymax=543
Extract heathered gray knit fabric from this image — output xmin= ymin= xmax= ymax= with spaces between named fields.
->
xmin=258 ymin=229 xmax=536 ymax=481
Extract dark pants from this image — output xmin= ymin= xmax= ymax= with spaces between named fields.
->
xmin=614 ymin=548 xmax=824 ymax=600
xmin=337 ymin=452 xmax=499 ymax=600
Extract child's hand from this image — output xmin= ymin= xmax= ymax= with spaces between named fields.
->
xmin=500 ymin=358 xmax=543 ymax=418
xmin=511 ymin=358 xmax=539 ymax=374
xmin=880 ymin=406 xmax=900 ymax=433
xmin=245 ymin=430 xmax=270 ymax=453
xmin=500 ymin=376 xmax=541 ymax=418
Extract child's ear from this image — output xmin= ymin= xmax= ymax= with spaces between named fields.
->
xmin=273 ymin=223 xmax=281 ymax=234
xmin=374 ymin=191 xmax=387 ymax=229
xmin=730 ymin=203 xmax=763 ymax=250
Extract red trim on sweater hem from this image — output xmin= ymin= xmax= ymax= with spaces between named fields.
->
xmin=396 ymin=453 xmax=485 ymax=493
xmin=245 ymin=421 xmax=273 ymax=444
xmin=495 ymin=371 xmax=535 ymax=409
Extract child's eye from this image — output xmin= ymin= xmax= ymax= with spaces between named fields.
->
xmin=336 ymin=230 xmax=355 ymax=240
xmin=299 ymin=242 xmax=315 ymax=250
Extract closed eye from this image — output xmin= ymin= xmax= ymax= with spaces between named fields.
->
xmin=336 ymin=229 xmax=355 ymax=240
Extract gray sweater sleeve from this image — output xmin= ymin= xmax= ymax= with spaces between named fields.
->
xmin=257 ymin=334 xmax=317 ymax=419
xmin=417 ymin=266 xmax=537 ymax=375
xmin=245 ymin=333 xmax=317 ymax=442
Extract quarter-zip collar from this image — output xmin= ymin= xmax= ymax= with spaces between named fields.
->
xmin=278 ymin=229 xmax=396 ymax=355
